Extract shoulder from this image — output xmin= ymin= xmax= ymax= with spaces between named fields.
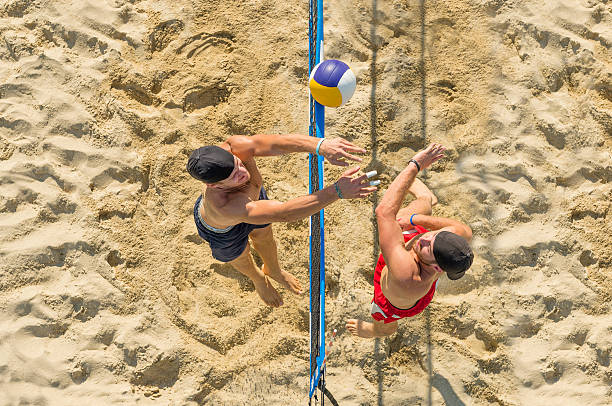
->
xmin=387 ymin=258 xmax=421 ymax=285
xmin=224 ymin=136 xmax=255 ymax=161
xmin=438 ymin=224 xmax=472 ymax=242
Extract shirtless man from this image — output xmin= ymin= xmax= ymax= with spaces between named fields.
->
xmin=346 ymin=143 xmax=473 ymax=338
xmin=187 ymin=134 xmax=377 ymax=307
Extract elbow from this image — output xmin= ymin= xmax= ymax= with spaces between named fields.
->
xmin=275 ymin=213 xmax=294 ymax=223
xmin=375 ymin=204 xmax=394 ymax=218
xmin=463 ymin=225 xmax=473 ymax=241
xmin=269 ymin=205 xmax=294 ymax=223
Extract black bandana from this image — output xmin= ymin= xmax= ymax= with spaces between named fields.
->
xmin=186 ymin=146 xmax=235 ymax=183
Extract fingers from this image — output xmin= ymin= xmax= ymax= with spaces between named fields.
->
xmin=357 ymin=189 xmax=376 ymax=197
xmin=341 ymin=145 xmax=367 ymax=154
xmin=355 ymin=186 xmax=377 ymax=196
xmin=337 ymin=138 xmax=367 ymax=154
xmin=358 ymin=178 xmax=380 ymax=186
xmin=431 ymin=144 xmax=446 ymax=154
xmin=354 ymin=173 xmax=369 ymax=183
xmin=342 ymin=166 xmax=361 ymax=176
xmin=423 ymin=142 xmax=445 ymax=153
xmin=340 ymin=150 xmax=363 ymax=162
xmin=324 ymin=138 xmax=367 ymax=166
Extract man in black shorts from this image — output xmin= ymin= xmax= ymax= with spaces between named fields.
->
xmin=187 ymin=134 xmax=376 ymax=307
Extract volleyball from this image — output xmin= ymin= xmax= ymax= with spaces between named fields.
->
xmin=309 ymin=59 xmax=356 ymax=107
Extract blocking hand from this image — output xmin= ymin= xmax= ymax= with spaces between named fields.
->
xmin=411 ymin=143 xmax=446 ymax=171
xmin=334 ymin=167 xmax=377 ymax=199
xmin=319 ymin=138 xmax=366 ymax=166
xmin=396 ymin=217 xmax=417 ymax=232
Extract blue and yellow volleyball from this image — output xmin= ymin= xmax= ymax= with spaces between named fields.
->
xmin=309 ymin=59 xmax=356 ymax=107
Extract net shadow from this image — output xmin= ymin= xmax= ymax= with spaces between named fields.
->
xmin=369 ymin=1 xmax=384 ymax=405
xmin=418 ymin=2 xmax=435 ymax=405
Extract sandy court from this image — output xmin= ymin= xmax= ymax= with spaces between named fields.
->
xmin=0 ymin=0 xmax=611 ymax=404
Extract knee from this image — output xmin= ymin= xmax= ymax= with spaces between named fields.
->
xmin=417 ymin=196 xmax=433 ymax=215
xmin=249 ymin=225 xmax=273 ymax=241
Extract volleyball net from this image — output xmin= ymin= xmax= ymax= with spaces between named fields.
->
xmin=308 ymin=0 xmax=327 ymax=403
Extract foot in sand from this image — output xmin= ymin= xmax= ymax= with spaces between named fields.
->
xmin=346 ymin=319 xmax=397 ymax=338
xmin=346 ymin=319 xmax=376 ymax=338
xmin=253 ymin=275 xmax=283 ymax=307
xmin=263 ymin=264 xmax=303 ymax=295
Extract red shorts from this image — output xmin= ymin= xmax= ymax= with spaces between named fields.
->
xmin=371 ymin=225 xmax=437 ymax=323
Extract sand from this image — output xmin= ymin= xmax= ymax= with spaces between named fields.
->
xmin=0 ymin=0 xmax=611 ymax=404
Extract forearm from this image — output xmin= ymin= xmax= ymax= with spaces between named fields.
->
xmin=278 ymin=186 xmax=338 ymax=222
xmin=246 ymin=186 xmax=339 ymax=223
xmin=376 ymin=165 xmax=419 ymax=217
xmin=411 ymin=214 xmax=473 ymax=240
xmin=252 ymin=134 xmax=317 ymax=156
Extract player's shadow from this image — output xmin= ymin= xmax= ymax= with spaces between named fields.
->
xmin=432 ymin=373 xmax=466 ymax=406
xmin=210 ymin=262 xmax=255 ymax=292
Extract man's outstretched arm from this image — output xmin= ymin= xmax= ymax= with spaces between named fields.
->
xmin=375 ymin=144 xmax=446 ymax=281
xmin=225 ymin=134 xmax=365 ymax=166
xmin=404 ymin=214 xmax=473 ymax=241
xmin=376 ymin=204 xmax=419 ymax=280
xmin=375 ymin=164 xmax=420 ymax=220
xmin=218 ymin=167 xmax=376 ymax=224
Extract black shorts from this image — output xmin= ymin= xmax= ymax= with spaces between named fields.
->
xmin=193 ymin=188 xmax=270 ymax=262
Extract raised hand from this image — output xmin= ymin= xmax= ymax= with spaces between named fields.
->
xmin=411 ymin=143 xmax=446 ymax=171
xmin=334 ymin=167 xmax=377 ymax=199
xmin=396 ymin=217 xmax=417 ymax=232
xmin=319 ymin=137 xmax=366 ymax=166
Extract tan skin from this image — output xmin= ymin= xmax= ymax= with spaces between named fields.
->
xmin=346 ymin=144 xmax=473 ymax=338
xmin=198 ymin=134 xmax=377 ymax=307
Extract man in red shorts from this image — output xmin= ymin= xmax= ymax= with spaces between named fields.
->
xmin=346 ymin=143 xmax=474 ymax=338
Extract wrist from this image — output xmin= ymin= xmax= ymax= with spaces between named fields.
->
xmin=410 ymin=213 xmax=417 ymax=225
xmin=408 ymin=159 xmax=421 ymax=172
xmin=315 ymin=138 xmax=325 ymax=155
xmin=402 ymin=165 xmax=418 ymax=176
xmin=334 ymin=182 xmax=344 ymax=199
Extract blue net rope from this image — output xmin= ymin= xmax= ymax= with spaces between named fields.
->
xmin=308 ymin=0 xmax=326 ymax=402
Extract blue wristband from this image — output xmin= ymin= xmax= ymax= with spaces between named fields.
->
xmin=410 ymin=214 xmax=417 ymax=226
xmin=315 ymin=138 xmax=325 ymax=155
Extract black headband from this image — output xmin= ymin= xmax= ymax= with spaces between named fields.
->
xmin=186 ymin=146 xmax=235 ymax=183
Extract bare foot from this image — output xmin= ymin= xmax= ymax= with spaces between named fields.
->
xmin=346 ymin=319 xmax=376 ymax=338
xmin=409 ymin=178 xmax=438 ymax=206
xmin=252 ymin=275 xmax=283 ymax=307
xmin=263 ymin=264 xmax=303 ymax=295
